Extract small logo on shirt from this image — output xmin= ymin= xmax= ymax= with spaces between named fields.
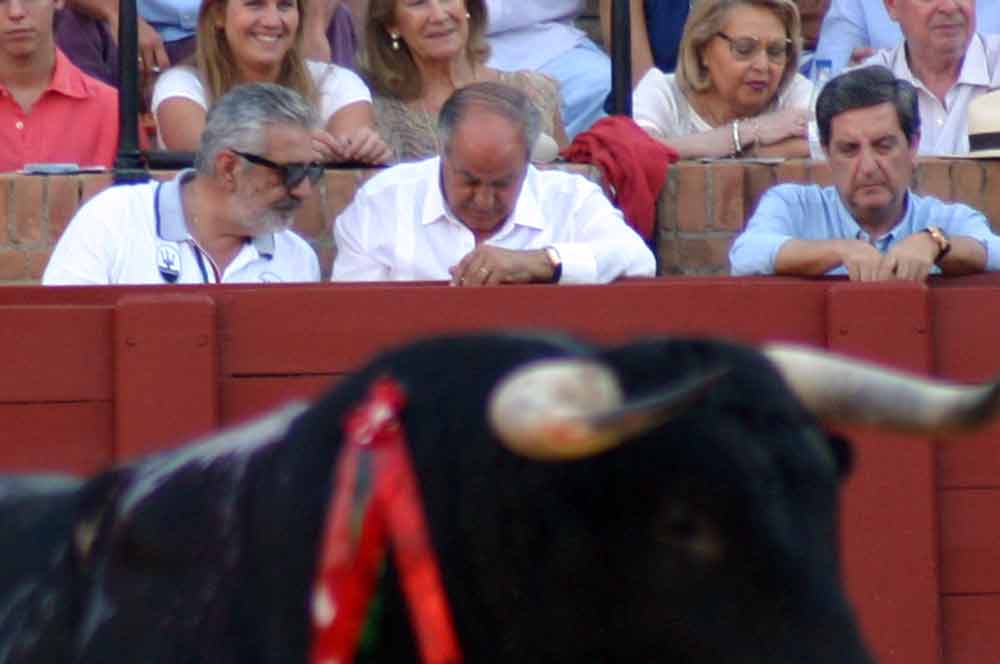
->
xmin=157 ymin=244 xmax=182 ymax=283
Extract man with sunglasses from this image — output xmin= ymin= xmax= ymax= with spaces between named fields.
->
xmin=332 ymin=82 xmax=654 ymax=285
xmin=43 ymin=83 xmax=321 ymax=285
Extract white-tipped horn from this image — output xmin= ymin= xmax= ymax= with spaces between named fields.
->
xmin=488 ymin=358 xmax=726 ymax=461
xmin=764 ymin=343 xmax=1000 ymax=433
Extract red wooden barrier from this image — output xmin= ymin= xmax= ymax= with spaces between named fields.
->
xmin=2 ymin=277 xmax=1000 ymax=664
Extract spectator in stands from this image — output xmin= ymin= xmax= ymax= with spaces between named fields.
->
xmin=813 ymin=0 xmax=1000 ymax=75
xmin=151 ymin=0 xmax=390 ymax=164
xmin=860 ymin=0 xmax=999 ymax=156
xmin=54 ymin=0 xmax=359 ymax=88
xmin=633 ymin=0 xmax=813 ymax=159
xmin=0 ymin=0 xmax=118 ymax=171
xmin=332 ymin=82 xmax=654 ymax=284
xmin=360 ymin=0 xmax=565 ymax=161
xmin=730 ymin=66 xmax=1000 ymax=281
xmin=43 ymin=83 xmax=321 ymax=285
xmin=796 ymin=0 xmax=830 ymax=74
xmin=598 ymin=0 xmax=690 ymax=85
xmin=483 ymin=0 xmax=608 ymax=138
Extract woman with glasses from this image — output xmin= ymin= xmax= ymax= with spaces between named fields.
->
xmin=633 ymin=0 xmax=812 ymax=159
xmin=151 ymin=0 xmax=392 ymax=165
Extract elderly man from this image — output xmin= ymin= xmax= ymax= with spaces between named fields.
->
xmin=857 ymin=0 xmax=1000 ymax=155
xmin=730 ymin=66 xmax=1000 ymax=281
xmin=0 ymin=0 xmax=118 ymax=171
xmin=332 ymin=82 xmax=654 ymax=285
xmin=43 ymin=83 xmax=320 ymax=285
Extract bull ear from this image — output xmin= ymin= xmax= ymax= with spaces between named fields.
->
xmin=764 ymin=343 xmax=1000 ymax=433
xmin=488 ymin=358 xmax=726 ymax=461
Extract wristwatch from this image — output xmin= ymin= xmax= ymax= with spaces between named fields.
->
xmin=543 ymin=246 xmax=563 ymax=283
xmin=922 ymin=226 xmax=951 ymax=262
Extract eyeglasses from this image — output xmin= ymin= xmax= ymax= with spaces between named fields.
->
xmin=715 ymin=33 xmax=792 ymax=65
xmin=232 ymin=150 xmax=324 ymax=189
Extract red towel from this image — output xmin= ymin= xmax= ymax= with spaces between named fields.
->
xmin=560 ymin=116 xmax=678 ymax=241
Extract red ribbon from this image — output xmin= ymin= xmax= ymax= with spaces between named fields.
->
xmin=310 ymin=377 xmax=462 ymax=664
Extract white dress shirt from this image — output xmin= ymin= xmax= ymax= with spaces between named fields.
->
xmin=331 ymin=157 xmax=655 ymax=284
xmin=484 ymin=0 xmax=587 ymax=71
xmin=862 ymin=34 xmax=1000 ymax=156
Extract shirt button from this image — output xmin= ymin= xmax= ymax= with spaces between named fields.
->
xmin=14 ymin=121 xmax=23 ymax=130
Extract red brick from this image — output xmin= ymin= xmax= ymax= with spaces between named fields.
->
xmin=915 ymin=159 xmax=952 ymax=201
xmin=46 ymin=176 xmax=81 ymax=242
xmin=981 ymin=163 xmax=1000 ymax=232
xmin=12 ymin=176 xmax=44 ymax=246
xmin=808 ymin=161 xmax=833 ymax=188
xmin=743 ymin=163 xmax=776 ymax=218
xmin=26 ymin=250 xmax=50 ymax=281
xmin=0 ymin=250 xmax=26 ymax=280
xmin=79 ymin=173 xmax=113 ymax=206
xmin=315 ymin=244 xmax=336 ymax=280
xmin=674 ymin=235 xmax=733 ymax=275
xmin=291 ymin=187 xmax=326 ymax=240
xmin=774 ymin=160 xmax=810 ymax=185
xmin=672 ymin=162 xmax=709 ymax=233
xmin=323 ymin=170 xmax=362 ymax=223
xmin=0 ymin=175 xmax=10 ymax=246
xmin=950 ymin=160 xmax=985 ymax=213
xmin=710 ymin=161 xmax=745 ymax=231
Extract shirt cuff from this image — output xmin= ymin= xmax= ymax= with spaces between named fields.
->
xmin=550 ymin=243 xmax=597 ymax=284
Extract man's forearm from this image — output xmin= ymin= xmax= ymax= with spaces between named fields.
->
xmin=66 ymin=0 xmax=117 ymax=24
xmin=938 ymin=236 xmax=988 ymax=276
xmin=773 ymin=238 xmax=849 ymax=276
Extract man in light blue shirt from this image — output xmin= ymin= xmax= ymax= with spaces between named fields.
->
xmin=813 ymin=0 xmax=1000 ymax=74
xmin=730 ymin=66 xmax=1000 ymax=281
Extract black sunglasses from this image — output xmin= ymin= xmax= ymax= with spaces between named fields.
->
xmin=232 ymin=150 xmax=324 ymax=189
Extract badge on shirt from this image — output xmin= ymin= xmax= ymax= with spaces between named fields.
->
xmin=157 ymin=244 xmax=182 ymax=283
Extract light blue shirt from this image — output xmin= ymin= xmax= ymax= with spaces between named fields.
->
xmin=813 ymin=0 xmax=1000 ymax=74
xmin=137 ymin=0 xmax=200 ymax=43
xmin=729 ymin=184 xmax=1000 ymax=276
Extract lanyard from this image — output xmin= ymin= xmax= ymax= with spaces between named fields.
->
xmin=154 ymin=182 xmax=212 ymax=284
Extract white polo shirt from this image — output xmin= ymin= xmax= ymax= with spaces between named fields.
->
xmin=862 ymin=34 xmax=1000 ymax=156
xmin=43 ymin=170 xmax=321 ymax=285
xmin=330 ymin=156 xmax=655 ymax=284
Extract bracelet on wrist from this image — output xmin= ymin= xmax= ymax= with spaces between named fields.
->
xmin=731 ymin=120 xmax=743 ymax=156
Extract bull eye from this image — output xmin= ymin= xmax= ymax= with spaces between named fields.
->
xmin=659 ymin=502 xmax=724 ymax=563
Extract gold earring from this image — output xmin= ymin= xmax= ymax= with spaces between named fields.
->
xmin=390 ymin=32 xmax=400 ymax=51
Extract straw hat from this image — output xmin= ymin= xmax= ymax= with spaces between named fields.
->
xmin=966 ymin=89 xmax=1000 ymax=158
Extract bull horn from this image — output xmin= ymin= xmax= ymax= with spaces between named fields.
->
xmin=488 ymin=358 xmax=726 ymax=460
xmin=764 ymin=343 xmax=1000 ymax=433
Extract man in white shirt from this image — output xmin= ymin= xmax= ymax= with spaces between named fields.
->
xmin=43 ymin=83 xmax=321 ymax=285
xmin=332 ymin=82 xmax=654 ymax=285
xmin=484 ymin=0 xmax=610 ymax=138
xmin=861 ymin=0 xmax=1000 ymax=155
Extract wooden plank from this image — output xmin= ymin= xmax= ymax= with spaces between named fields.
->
xmin=219 ymin=280 xmax=828 ymax=376
xmin=939 ymin=489 xmax=1000 ymax=594
xmin=942 ymin=595 xmax=1000 ymax=664
xmin=0 ymin=306 xmax=112 ymax=401
xmin=827 ymin=284 xmax=941 ymax=664
xmin=932 ymin=288 xmax=1000 ymax=488
xmin=114 ymin=295 xmax=219 ymax=462
xmin=220 ymin=375 xmax=336 ymax=425
xmin=0 ymin=402 xmax=112 ymax=474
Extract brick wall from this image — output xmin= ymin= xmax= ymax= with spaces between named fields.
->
xmin=2 ymin=159 xmax=999 ymax=284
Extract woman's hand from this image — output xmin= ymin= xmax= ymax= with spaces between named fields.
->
xmin=752 ymin=108 xmax=809 ymax=146
xmin=314 ymin=127 xmax=393 ymax=165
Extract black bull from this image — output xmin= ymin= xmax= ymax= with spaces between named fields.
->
xmin=6 ymin=332 xmax=996 ymax=663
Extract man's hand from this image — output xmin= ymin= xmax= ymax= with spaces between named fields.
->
xmin=838 ymin=239 xmax=886 ymax=281
xmin=312 ymin=128 xmax=393 ymax=165
xmin=848 ymin=46 xmax=877 ymax=66
xmin=449 ymin=246 xmax=554 ymax=286
xmin=878 ymin=232 xmax=938 ymax=281
xmin=137 ymin=17 xmax=170 ymax=76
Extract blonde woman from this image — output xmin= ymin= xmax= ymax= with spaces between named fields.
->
xmin=633 ymin=0 xmax=813 ymax=159
xmin=153 ymin=0 xmax=391 ymax=164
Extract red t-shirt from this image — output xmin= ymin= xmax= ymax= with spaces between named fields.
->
xmin=0 ymin=49 xmax=119 ymax=171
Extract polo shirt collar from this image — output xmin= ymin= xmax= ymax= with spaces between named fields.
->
xmin=896 ymin=34 xmax=992 ymax=89
xmin=48 ymin=49 xmax=92 ymax=100
xmin=156 ymin=169 xmax=276 ymax=258
xmin=422 ymin=157 xmax=546 ymax=232
xmin=837 ymin=187 xmax=914 ymax=244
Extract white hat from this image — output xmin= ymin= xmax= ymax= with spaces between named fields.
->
xmin=966 ymin=89 xmax=1000 ymax=158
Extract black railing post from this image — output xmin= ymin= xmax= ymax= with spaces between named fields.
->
xmin=609 ymin=0 xmax=632 ymax=117
xmin=113 ymin=0 xmax=149 ymax=183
